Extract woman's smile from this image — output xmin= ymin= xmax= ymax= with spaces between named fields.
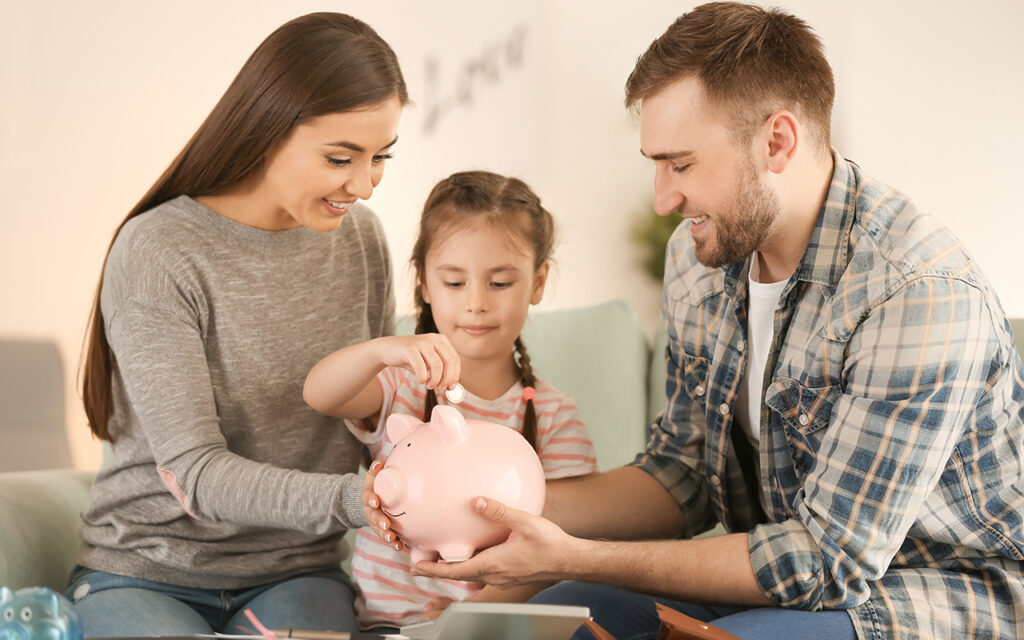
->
xmin=323 ymin=198 xmax=353 ymax=216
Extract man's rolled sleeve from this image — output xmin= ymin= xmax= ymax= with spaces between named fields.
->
xmin=748 ymin=519 xmax=836 ymax=610
xmin=631 ymin=315 xmax=715 ymax=538
xmin=633 ymin=450 xmax=712 ymax=538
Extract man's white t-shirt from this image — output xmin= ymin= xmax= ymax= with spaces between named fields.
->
xmin=736 ymin=254 xmax=788 ymax=445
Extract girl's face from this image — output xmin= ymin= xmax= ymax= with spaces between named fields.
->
xmin=422 ymin=219 xmax=549 ymax=366
xmin=256 ymin=96 xmax=403 ymax=231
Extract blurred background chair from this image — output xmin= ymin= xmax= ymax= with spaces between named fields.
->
xmin=0 ymin=338 xmax=91 ymax=591
xmin=0 ymin=339 xmax=72 ymax=471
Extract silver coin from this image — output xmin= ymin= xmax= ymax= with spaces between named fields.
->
xmin=444 ymin=383 xmax=466 ymax=404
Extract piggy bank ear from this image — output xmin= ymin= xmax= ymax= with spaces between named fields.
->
xmin=430 ymin=405 xmax=470 ymax=445
xmin=38 ymin=588 xmax=60 ymax=614
xmin=0 ymin=586 xmax=11 ymax=605
xmin=385 ymin=413 xmax=422 ymax=444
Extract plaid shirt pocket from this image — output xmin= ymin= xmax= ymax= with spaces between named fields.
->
xmin=765 ymin=377 xmax=838 ymax=477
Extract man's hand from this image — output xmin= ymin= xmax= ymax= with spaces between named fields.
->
xmin=362 ymin=460 xmax=407 ymax=552
xmin=412 ymin=495 xmax=770 ymax=608
xmin=412 ymin=497 xmax=580 ymax=586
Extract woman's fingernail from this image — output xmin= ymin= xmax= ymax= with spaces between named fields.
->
xmin=370 ymin=498 xmax=378 ymax=508
xmin=474 ymin=497 xmax=487 ymax=511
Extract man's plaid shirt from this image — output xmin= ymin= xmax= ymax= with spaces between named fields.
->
xmin=633 ymin=152 xmax=1024 ymax=638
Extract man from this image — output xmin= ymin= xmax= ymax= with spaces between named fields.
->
xmin=409 ymin=3 xmax=1024 ymax=638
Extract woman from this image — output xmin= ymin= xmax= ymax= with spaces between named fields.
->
xmin=72 ymin=12 xmax=406 ymax=637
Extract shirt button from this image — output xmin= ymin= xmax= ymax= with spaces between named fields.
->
xmin=710 ymin=474 xmax=721 ymax=487
xmin=719 ymin=403 xmax=730 ymax=416
xmin=694 ymin=384 xmax=706 ymax=397
xmin=798 ymin=413 xmax=810 ymax=426
xmin=737 ymin=340 xmax=745 ymax=353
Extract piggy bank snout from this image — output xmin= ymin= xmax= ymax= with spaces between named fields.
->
xmin=373 ymin=468 xmax=406 ymax=507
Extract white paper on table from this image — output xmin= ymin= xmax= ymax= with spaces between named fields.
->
xmin=399 ymin=601 xmax=590 ymax=640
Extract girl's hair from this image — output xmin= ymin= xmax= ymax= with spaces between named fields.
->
xmin=410 ymin=171 xmax=555 ymax=451
xmin=81 ymin=13 xmax=409 ymax=442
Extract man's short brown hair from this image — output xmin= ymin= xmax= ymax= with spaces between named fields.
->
xmin=626 ymin=2 xmax=835 ymax=151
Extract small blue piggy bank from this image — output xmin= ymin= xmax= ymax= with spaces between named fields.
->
xmin=0 ymin=587 xmax=82 ymax=640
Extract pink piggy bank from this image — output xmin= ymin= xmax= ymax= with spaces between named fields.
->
xmin=373 ymin=404 xmax=545 ymax=563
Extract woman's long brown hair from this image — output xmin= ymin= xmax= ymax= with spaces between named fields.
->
xmin=81 ymin=13 xmax=408 ymax=442
xmin=410 ymin=171 xmax=555 ymax=451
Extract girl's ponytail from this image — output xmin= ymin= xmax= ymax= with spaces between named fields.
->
xmin=514 ymin=337 xmax=539 ymax=451
xmin=415 ymin=296 xmax=441 ymax=422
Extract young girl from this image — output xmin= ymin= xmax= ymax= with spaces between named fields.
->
xmin=73 ymin=13 xmax=406 ymax=638
xmin=303 ymin=170 xmax=598 ymax=630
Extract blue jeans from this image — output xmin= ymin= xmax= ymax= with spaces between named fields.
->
xmin=531 ymin=581 xmax=857 ymax=640
xmin=66 ymin=565 xmax=359 ymax=638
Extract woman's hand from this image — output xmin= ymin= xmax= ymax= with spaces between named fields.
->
xmin=374 ymin=334 xmax=460 ymax=393
xmin=362 ymin=460 xmax=407 ymax=552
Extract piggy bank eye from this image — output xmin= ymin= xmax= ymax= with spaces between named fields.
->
xmin=3 ymin=608 xmax=13 ymax=621
xmin=19 ymin=607 xmax=32 ymax=622
xmin=406 ymin=442 xmax=411 ymax=447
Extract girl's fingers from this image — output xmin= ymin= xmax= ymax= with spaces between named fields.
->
xmin=435 ymin=339 xmax=461 ymax=392
xmin=422 ymin=348 xmax=444 ymax=389
xmin=405 ymin=350 xmax=429 ymax=386
xmin=392 ymin=334 xmax=461 ymax=393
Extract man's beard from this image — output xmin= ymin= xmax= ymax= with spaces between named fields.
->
xmin=693 ymin=157 xmax=779 ymax=269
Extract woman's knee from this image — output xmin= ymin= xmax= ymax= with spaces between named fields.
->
xmin=74 ymin=588 xmax=212 ymax=637
xmin=227 ymin=574 xmax=358 ymax=633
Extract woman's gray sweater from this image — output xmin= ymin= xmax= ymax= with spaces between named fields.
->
xmin=78 ymin=195 xmax=394 ymax=588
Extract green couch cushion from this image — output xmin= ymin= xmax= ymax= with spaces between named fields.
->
xmin=1010 ymin=317 xmax=1024 ymax=363
xmin=648 ymin=322 xmax=668 ymax=427
xmin=0 ymin=469 xmax=93 ymax=591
